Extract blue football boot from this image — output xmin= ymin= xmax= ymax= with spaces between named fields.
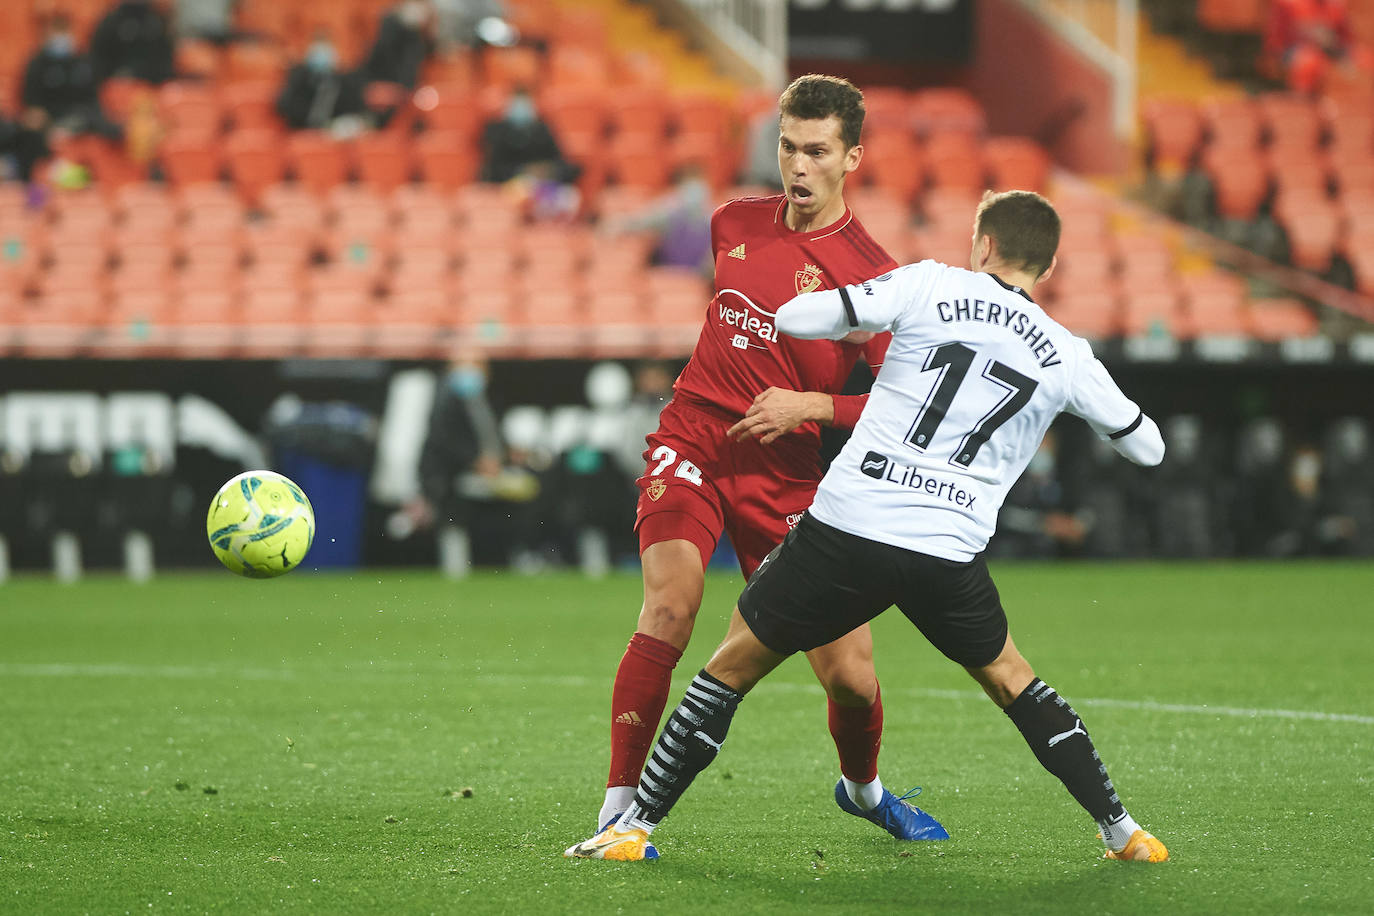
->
xmin=834 ymin=780 xmax=950 ymax=841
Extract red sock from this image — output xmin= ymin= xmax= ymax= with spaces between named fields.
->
xmin=607 ymin=632 xmax=683 ymax=788
xmin=828 ymin=683 xmax=883 ymax=783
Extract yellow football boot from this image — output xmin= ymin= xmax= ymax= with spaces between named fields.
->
xmin=1103 ymin=830 xmax=1169 ymax=862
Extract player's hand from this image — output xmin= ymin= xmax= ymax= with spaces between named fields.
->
xmin=727 ymin=388 xmax=833 ymax=445
xmin=841 ymin=330 xmax=876 ymax=344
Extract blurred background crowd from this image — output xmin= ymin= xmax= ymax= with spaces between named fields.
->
xmin=2 ymin=0 xmax=1373 ymax=577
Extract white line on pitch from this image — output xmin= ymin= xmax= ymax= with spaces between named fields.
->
xmin=1 ymin=663 xmax=1369 ymax=726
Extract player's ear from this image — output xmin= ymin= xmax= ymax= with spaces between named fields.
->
xmin=1037 ymin=254 xmax=1058 ymax=284
xmin=844 ymin=142 xmax=863 ymax=175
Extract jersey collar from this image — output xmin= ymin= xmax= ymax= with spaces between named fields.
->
xmin=987 ymin=272 xmax=1034 ymax=303
xmin=773 ymin=197 xmax=854 ymax=242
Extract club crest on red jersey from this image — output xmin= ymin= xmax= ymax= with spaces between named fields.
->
xmin=795 ymin=263 xmax=824 ymax=295
xmin=647 ymin=478 xmax=667 ymax=501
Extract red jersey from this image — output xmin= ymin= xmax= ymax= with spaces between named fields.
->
xmin=672 ymin=196 xmax=897 ymax=444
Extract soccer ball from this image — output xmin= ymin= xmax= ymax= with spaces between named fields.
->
xmin=206 ymin=470 xmax=315 ymax=578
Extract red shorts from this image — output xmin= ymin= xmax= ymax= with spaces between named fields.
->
xmin=635 ymin=398 xmax=823 ymax=578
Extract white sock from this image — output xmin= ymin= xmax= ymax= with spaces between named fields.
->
xmin=1098 ymin=811 xmax=1143 ymax=851
xmin=599 ymin=786 xmax=637 ymax=830
xmin=843 ymin=775 xmax=886 ymax=811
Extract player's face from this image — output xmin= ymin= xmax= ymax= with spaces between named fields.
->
xmin=778 ymin=114 xmax=862 ymax=226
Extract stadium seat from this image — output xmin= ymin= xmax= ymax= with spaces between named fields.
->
xmin=860 ymin=87 xmax=915 ymax=134
xmin=983 ymin=136 xmax=1050 ymax=192
xmin=861 ymin=129 xmax=924 ymax=203
xmin=1248 ymin=297 xmax=1319 ymax=340
xmin=286 ymin=132 xmax=351 ymax=196
xmin=910 ymin=88 xmax=985 ymax=139
xmin=671 ymin=93 xmax=733 ymax=144
xmin=221 ymin=81 xmax=281 ymax=132
xmin=538 ymin=85 xmax=609 ymax=141
xmin=224 ymin=40 xmax=288 ymax=85
xmin=1201 ymin=96 xmax=1263 ymax=150
xmin=1122 ymin=290 xmax=1185 ymax=338
xmin=352 ymin=132 xmax=415 ymax=194
xmin=159 ymin=132 xmax=224 ymax=187
xmin=175 ymin=38 xmax=222 ymax=82
xmin=1275 ymin=192 xmax=1341 ymax=272
xmin=224 ymin=129 xmax=289 ymax=204
xmin=548 ymin=45 xmax=612 ymax=90
xmin=159 ymin=81 xmax=224 ymax=137
xmin=924 ymin=132 xmax=985 ymax=193
xmin=607 ymin=87 xmax=670 ymax=140
xmin=1140 ymin=98 xmax=1204 ymax=174
xmin=1047 ymin=290 xmax=1124 ymax=340
xmin=1203 ymin=146 xmax=1270 ymax=219
xmin=244 ymin=222 xmax=317 ymax=268
xmin=259 ymin=184 xmax=327 ymax=231
xmin=480 ymin=45 xmax=542 ymax=92
xmin=1258 ymin=93 xmax=1324 ymax=152
xmin=1268 ymin=148 xmax=1331 ymax=200
xmin=414 ymin=131 xmax=480 ymax=190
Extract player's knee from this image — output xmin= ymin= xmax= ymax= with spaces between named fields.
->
xmin=637 ymin=599 xmax=701 ymax=645
xmin=821 ymin=672 xmax=878 ymax=707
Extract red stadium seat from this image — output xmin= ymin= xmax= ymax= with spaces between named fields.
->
xmin=1275 ymin=192 xmax=1341 ymax=272
xmin=1203 ymin=146 xmax=1270 ymax=219
xmin=175 ymin=39 xmax=222 ymax=81
xmin=224 ymin=40 xmax=288 ymax=85
xmin=910 ymin=88 xmax=985 ymax=139
xmin=480 ymin=46 xmax=541 ymax=92
xmin=924 ymin=132 xmax=985 ymax=193
xmin=547 ymin=45 xmax=612 ymax=90
xmin=983 ymin=136 xmax=1050 ymax=192
xmin=159 ymin=132 xmax=224 ymax=187
xmin=1258 ymin=93 xmax=1324 ymax=152
xmin=1248 ymin=297 xmax=1319 ymax=340
xmin=352 ymin=132 xmax=415 ymax=193
xmin=862 ymin=87 xmax=915 ymax=134
xmin=221 ymin=81 xmax=281 ymax=131
xmin=224 ymin=129 xmax=289 ymax=204
xmin=1140 ymin=98 xmax=1205 ymax=174
xmin=607 ymin=88 xmax=670 ymax=141
xmin=286 ymin=132 xmax=350 ymax=195
xmin=413 ymin=131 xmax=479 ymax=190
xmin=159 ymin=81 xmax=223 ymax=137
xmin=1201 ymin=96 xmax=1263 ymax=149
xmin=1122 ymin=290 xmax=1185 ymax=337
xmin=861 ymin=129 xmax=925 ymax=202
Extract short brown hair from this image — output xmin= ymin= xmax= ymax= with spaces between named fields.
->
xmin=778 ymin=74 xmax=866 ymax=149
xmin=974 ymin=190 xmax=1061 ymax=278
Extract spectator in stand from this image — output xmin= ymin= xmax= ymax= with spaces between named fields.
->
xmin=479 ymin=87 xmax=571 ymax=183
xmin=396 ymin=351 xmax=544 ymax=572
xmin=18 ymin=13 xmax=123 ymax=175
xmin=90 ymin=0 xmax=176 ymax=86
xmin=359 ymin=0 xmax=435 ymax=89
xmin=276 ymin=33 xmax=368 ymax=131
xmin=603 ymin=163 xmax=714 ymax=273
xmin=432 ymin=0 xmax=512 ymax=50
xmin=175 ymin=0 xmax=237 ymax=43
xmin=1264 ymin=0 xmax=1374 ymax=94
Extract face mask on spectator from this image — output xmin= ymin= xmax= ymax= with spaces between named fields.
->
xmin=306 ymin=42 xmax=337 ymax=72
xmin=505 ymin=96 xmax=536 ymax=127
xmin=448 ymin=367 xmax=486 ymax=398
xmin=47 ymin=35 xmax=75 ymax=57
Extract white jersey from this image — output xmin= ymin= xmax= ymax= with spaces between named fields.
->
xmin=776 ymin=260 xmax=1165 ymax=561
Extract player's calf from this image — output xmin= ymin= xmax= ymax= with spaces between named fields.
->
xmin=1004 ymin=678 xmax=1166 ymax=861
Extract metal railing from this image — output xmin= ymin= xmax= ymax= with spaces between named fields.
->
xmin=675 ymin=0 xmax=788 ymax=88
xmin=1018 ymin=0 xmax=1139 ymax=138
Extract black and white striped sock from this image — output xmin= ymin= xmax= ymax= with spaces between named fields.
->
xmin=618 ymin=670 xmax=741 ymax=834
xmin=1005 ymin=678 xmax=1126 ymax=824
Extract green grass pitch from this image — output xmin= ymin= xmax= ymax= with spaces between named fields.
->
xmin=2 ymin=563 xmax=1371 ymax=914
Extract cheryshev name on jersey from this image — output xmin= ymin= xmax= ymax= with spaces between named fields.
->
xmin=934 ymin=298 xmax=1062 ymax=368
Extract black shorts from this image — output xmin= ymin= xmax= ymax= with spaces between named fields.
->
xmin=737 ymin=512 xmax=1008 ymax=669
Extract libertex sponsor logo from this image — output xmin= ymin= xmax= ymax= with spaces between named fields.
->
xmin=715 ymin=288 xmax=778 ymax=350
